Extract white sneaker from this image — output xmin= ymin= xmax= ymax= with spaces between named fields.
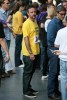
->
xmin=58 ymin=75 xmax=61 ymax=80
xmin=19 ymin=64 xmax=24 ymax=68
xmin=41 ymin=75 xmax=48 ymax=80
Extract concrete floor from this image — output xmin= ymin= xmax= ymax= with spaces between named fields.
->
xmin=0 ymin=35 xmax=61 ymax=100
xmin=0 ymin=68 xmax=48 ymax=100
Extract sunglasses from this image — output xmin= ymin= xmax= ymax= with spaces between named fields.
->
xmin=59 ymin=13 xmax=66 ymax=16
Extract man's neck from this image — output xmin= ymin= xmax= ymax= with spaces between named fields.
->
xmin=56 ymin=16 xmax=61 ymax=21
xmin=2 ymin=7 xmax=6 ymax=11
xmin=29 ymin=17 xmax=35 ymax=22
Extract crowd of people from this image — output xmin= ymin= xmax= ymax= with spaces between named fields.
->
xmin=0 ymin=0 xmax=67 ymax=100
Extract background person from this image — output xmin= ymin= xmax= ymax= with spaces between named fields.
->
xmin=12 ymin=1 xmax=25 ymax=67
xmin=54 ymin=16 xmax=67 ymax=100
xmin=47 ymin=5 xmax=66 ymax=100
xmin=0 ymin=21 xmax=9 ymax=79
xmin=0 ymin=0 xmax=15 ymax=75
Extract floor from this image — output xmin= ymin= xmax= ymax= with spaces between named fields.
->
xmin=0 ymin=68 xmax=48 ymax=100
xmin=0 ymin=35 xmax=48 ymax=100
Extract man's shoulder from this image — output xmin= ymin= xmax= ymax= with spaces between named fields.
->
xmin=0 ymin=8 xmax=4 ymax=13
xmin=23 ymin=19 xmax=30 ymax=26
xmin=0 ymin=9 xmax=2 ymax=14
xmin=58 ymin=27 xmax=67 ymax=33
xmin=48 ymin=18 xmax=57 ymax=29
xmin=15 ymin=11 xmax=22 ymax=15
xmin=49 ymin=17 xmax=56 ymax=25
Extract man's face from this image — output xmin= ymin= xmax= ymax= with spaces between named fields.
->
xmin=27 ymin=8 xmax=36 ymax=20
xmin=57 ymin=11 xmax=66 ymax=20
xmin=2 ymin=0 xmax=10 ymax=10
xmin=48 ymin=0 xmax=53 ymax=3
xmin=62 ymin=2 xmax=67 ymax=10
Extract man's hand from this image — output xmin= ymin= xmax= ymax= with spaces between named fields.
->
xmin=13 ymin=34 xmax=16 ymax=38
xmin=53 ymin=50 xmax=61 ymax=55
xmin=4 ymin=53 xmax=10 ymax=63
xmin=29 ymin=54 xmax=35 ymax=61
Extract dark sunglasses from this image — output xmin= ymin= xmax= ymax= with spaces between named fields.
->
xmin=59 ymin=13 xmax=66 ymax=16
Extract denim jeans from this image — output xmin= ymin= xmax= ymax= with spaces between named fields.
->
xmin=1 ymin=40 xmax=11 ymax=72
xmin=47 ymin=46 xmax=60 ymax=96
xmin=2 ymin=40 xmax=10 ymax=58
xmin=0 ymin=57 xmax=3 ymax=76
xmin=60 ymin=60 xmax=67 ymax=100
xmin=23 ymin=55 xmax=39 ymax=94
xmin=15 ymin=35 xmax=22 ymax=67
xmin=40 ymin=42 xmax=48 ymax=75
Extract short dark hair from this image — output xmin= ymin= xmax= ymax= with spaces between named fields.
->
xmin=0 ymin=0 xmax=10 ymax=6
xmin=0 ymin=0 xmax=9 ymax=5
xmin=26 ymin=4 xmax=35 ymax=12
xmin=12 ymin=1 xmax=25 ymax=14
xmin=56 ymin=5 xmax=66 ymax=13
xmin=32 ymin=2 xmax=39 ymax=9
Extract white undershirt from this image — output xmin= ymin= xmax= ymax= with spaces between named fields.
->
xmin=44 ymin=19 xmax=51 ymax=32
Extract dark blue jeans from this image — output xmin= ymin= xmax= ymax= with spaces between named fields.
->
xmin=0 ymin=57 xmax=3 ymax=76
xmin=40 ymin=42 xmax=48 ymax=75
xmin=15 ymin=34 xmax=23 ymax=67
xmin=23 ymin=55 xmax=39 ymax=94
xmin=47 ymin=46 xmax=60 ymax=96
xmin=0 ymin=56 xmax=3 ymax=86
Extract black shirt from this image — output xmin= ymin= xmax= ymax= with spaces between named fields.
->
xmin=39 ymin=14 xmax=47 ymax=47
xmin=0 ymin=21 xmax=5 ymax=59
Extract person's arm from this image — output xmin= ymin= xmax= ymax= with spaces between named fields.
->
xmin=40 ymin=23 xmax=44 ymax=28
xmin=17 ymin=12 xmax=24 ymax=28
xmin=54 ymin=44 xmax=60 ymax=48
xmin=7 ymin=15 xmax=12 ymax=23
xmin=47 ymin=22 xmax=57 ymax=44
xmin=24 ymin=36 xmax=35 ymax=60
xmin=53 ymin=50 xmax=67 ymax=55
xmin=0 ymin=38 xmax=10 ymax=62
xmin=53 ymin=50 xmax=61 ymax=55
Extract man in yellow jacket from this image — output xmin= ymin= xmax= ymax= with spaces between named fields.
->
xmin=22 ymin=5 xmax=40 ymax=98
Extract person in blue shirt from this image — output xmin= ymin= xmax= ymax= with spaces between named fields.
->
xmin=0 ymin=0 xmax=15 ymax=75
xmin=0 ymin=21 xmax=9 ymax=80
xmin=47 ymin=5 xmax=66 ymax=100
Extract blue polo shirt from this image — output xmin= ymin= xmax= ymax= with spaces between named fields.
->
xmin=47 ymin=17 xmax=64 ymax=46
xmin=0 ymin=8 xmax=11 ymax=40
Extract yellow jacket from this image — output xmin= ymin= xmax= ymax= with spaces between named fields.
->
xmin=12 ymin=11 xmax=24 ymax=35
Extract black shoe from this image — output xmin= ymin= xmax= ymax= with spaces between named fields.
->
xmin=4 ymin=73 xmax=10 ymax=77
xmin=8 ymin=70 xmax=16 ymax=74
xmin=30 ymin=88 xmax=39 ymax=94
xmin=24 ymin=92 xmax=36 ymax=98
xmin=48 ymin=94 xmax=61 ymax=100
xmin=55 ymin=90 xmax=61 ymax=96
xmin=1 ymin=73 xmax=10 ymax=78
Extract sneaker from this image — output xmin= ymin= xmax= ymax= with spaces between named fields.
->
xmin=24 ymin=92 xmax=36 ymax=98
xmin=2 ymin=73 xmax=10 ymax=78
xmin=19 ymin=64 xmax=24 ymax=68
xmin=41 ymin=75 xmax=48 ymax=80
xmin=8 ymin=70 xmax=16 ymax=74
xmin=30 ymin=88 xmax=39 ymax=94
xmin=48 ymin=93 xmax=61 ymax=100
